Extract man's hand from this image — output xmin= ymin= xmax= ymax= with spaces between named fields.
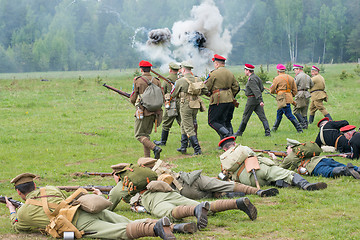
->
xmin=113 ymin=174 xmax=120 ymax=183
xmin=5 ymin=197 xmax=16 ymax=213
xmin=91 ymin=188 xmax=103 ymax=196
xmin=260 ymin=102 xmax=264 ymax=107
xmin=268 ymin=152 xmax=277 ymax=161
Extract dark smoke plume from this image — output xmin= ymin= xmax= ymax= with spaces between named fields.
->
xmin=186 ymin=31 xmax=206 ymax=49
xmin=146 ymin=28 xmax=171 ymax=45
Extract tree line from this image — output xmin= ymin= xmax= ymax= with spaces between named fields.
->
xmin=0 ymin=0 xmax=359 ymax=73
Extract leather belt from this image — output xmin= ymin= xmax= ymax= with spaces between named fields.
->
xmin=310 ymin=89 xmax=324 ymax=93
xmin=247 ymin=95 xmax=255 ymax=97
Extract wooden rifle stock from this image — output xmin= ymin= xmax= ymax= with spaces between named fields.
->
xmin=325 ymin=153 xmax=351 ymax=158
xmin=150 ymin=69 xmax=174 ymax=86
xmin=252 ymin=149 xmax=287 ymax=157
xmin=0 ymin=196 xmax=23 ymax=208
xmin=58 ymin=185 xmax=114 ymax=194
xmin=103 ymin=83 xmax=130 ymax=98
xmin=84 ymin=171 xmax=113 ymax=177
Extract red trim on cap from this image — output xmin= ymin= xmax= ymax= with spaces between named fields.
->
xmin=139 ymin=60 xmax=152 ymax=67
xmin=213 ymin=54 xmax=226 ymax=61
xmin=340 ymin=125 xmax=356 ymax=132
xmin=245 ymin=64 xmax=255 ymax=70
xmin=317 ymin=117 xmax=329 ymax=127
xmin=218 ymin=136 xmax=235 ymax=147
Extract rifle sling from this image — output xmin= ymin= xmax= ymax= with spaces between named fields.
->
xmin=236 ymin=162 xmax=246 ymax=182
xmin=334 ymin=135 xmax=342 ymax=150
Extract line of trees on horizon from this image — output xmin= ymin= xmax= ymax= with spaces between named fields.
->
xmin=0 ymin=0 xmax=359 ymax=73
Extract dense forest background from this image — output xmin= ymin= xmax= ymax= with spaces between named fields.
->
xmin=0 ymin=0 xmax=359 ymax=73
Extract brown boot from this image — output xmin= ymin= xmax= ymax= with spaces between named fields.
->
xmin=171 ymin=202 xmax=210 ymax=230
xmin=171 ymin=222 xmax=197 ymax=234
xmin=126 ymin=217 xmax=175 ymax=240
xmin=210 ymin=197 xmax=257 ymax=221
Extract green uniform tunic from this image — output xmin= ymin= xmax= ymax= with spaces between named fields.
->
xmin=293 ymin=71 xmax=313 ymax=116
xmin=279 ymin=151 xmax=323 ymax=175
xmin=161 ymin=73 xmax=181 ymax=131
xmin=309 ymin=74 xmax=329 ymax=116
xmin=10 ymin=186 xmax=148 ymax=240
xmin=170 ymin=73 xmax=207 ymax=137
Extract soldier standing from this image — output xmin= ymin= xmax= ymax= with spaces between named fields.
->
xmin=205 ymin=54 xmax=240 ymax=139
xmin=308 ymin=65 xmax=332 ymax=124
xmin=154 ymin=62 xmax=182 ymax=146
xmin=170 ymin=61 xmax=208 ymax=155
xmin=292 ymin=64 xmax=313 ymax=129
xmin=234 ymin=64 xmax=271 ymax=137
xmin=270 ymin=64 xmax=303 ymax=133
xmin=130 ymin=60 xmax=163 ymax=159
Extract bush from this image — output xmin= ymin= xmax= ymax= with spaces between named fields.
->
xmin=256 ymin=65 xmax=269 ymax=83
xmin=286 ymin=62 xmax=292 ymax=72
xmin=303 ymin=65 xmax=311 ymax=76
xmin=354 ymin=64 xmax=360 ymax=76
xmin=339 ymin=70 xmax=354 ymax=80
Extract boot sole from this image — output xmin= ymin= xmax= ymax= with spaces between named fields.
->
xmin=196 ymin=201 xmax=210 ymax=230
xmin=160 ymin=217 xmax=176 ymax=240
xmin=182 ymin=222 xmax=197 ymax=234
xmin=236 ymin=197 xmax=257 ymax=221
xmin=346 ymin=163 xmax=360 ymax=179
xmin=305 ymin=182 xmax=327 ymax=191
xmin=260 ymin=188 xmax=279 ymax=197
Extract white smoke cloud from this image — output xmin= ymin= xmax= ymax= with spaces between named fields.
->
xmin=132 ymin=0 xmax=232 ymax=76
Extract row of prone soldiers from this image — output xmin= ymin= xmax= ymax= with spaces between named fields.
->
xmin=4 ymin=134 xmax=360 ymax=239
xmin=129 ymin=55 xmax=337 ymax=158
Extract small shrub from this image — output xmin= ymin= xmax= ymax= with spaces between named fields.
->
xmin=339 ymin=70 xmax=354 ymax=80
xmin=354 ymin=64 xmax=360 ymax=76
xmin=133 ymin=69 xmax=140 ymax=77
xmin=286 ymin=62 xmax=292 ymax=72
xmin=303 ymin=65 xmax=311 ymax=76
xmin=256 ymin=65 xmax=269 ymax=83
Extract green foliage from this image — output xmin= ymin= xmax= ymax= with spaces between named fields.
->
xmin=133 ymin=69 xmax=140 ymax=78
xmin=286 ymin=62 xmax=292 ymax=72
xmin=237 ymin=74 xmax=248 ymax=86
xmin=354 ymin=64 xmax=360 ymax=76
xmin=339 ymin=70 xmax=354 ymax=80
xmin=303 ymin=65 xmax=311 ymax=76
xmin=256 ymin=65 xmax=269 ymax=83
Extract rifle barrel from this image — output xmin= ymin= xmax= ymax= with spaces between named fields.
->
xmin=103 ymin=83 xmax=131 ymax=98
xmin=150 ymin=70 xmax=174 ymax=86
xmin=0 ymin=196 xmax=23 ymax=208
xmin=57 ymin=186 xmax=114 ymax=194
xmin=252 ymin=149 xmax=287 ymax=157
xmin=84 ymin=171 xmax=113 ymax=177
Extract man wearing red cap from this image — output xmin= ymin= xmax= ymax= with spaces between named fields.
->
xmin=341 ymin=125 xmax=360 ymax=160
xmin=292 ymin=64 xmax=313 ymax=129
xmin=308 ymin=65 xmax=332 ymax=124
xmin=314 ymin=117 xmax=351 ymax=153
xmin=130 ymin=60 xmax=164 ymax=159
xmin=205 ymin=54 xmax=240 ymax=140
xmin=234 ymin=64 xmax=271 ymax=137
xmin=269 ymin=64 xmax=302 ymax=133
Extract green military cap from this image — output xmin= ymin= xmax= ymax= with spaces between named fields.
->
xmin=111 ymin=163 xmax=129 ymax=174
xmin=138 ymin=157 xmax=158 ymax=168
xmin=286 ymin=138 xmax=300 ymax=147
xmin=180 ymin=61 xmax=193 ymax=69
xmin=11 ymin=173 xmax=37 ymax=186
xmin=169 ymin=62 xmax=181 ymax=70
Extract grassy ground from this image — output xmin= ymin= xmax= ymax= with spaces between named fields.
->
xmin=0 ymin=63 xmax=360 ymax=239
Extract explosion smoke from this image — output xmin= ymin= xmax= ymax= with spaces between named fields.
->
xmin=147 ymin=28 xmax=171 ymax=46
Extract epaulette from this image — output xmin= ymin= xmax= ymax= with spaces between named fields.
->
xmin=210 ymin=69 xmax=216 ymax=73
xmin=134 ymin=76 xmax=142 ymax=81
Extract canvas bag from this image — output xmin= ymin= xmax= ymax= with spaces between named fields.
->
xmin=220 ymin=145 xmax=255 ymax=172
xmin=291 ymin=141 xmax=322 ymax=159
xmin=139 ymin=77 xmax=164 ymax=112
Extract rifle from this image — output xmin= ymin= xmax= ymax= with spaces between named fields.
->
xmin=103 ymin=83 xmax=131 ymax=98
xmin=263 ymin=88 xmax=276 ymax=98
xmin=325 ymin=153 xmax=352 ymax=158
xmin=151 ymin=69 xmax=174 ymax=86
xmin=58 ymin=186 xmax=114 ymax=195
xmin=0 ymin=196 xmax=23 ymax=208
xmin=252 ymin=149 xmax=287 ymax=157
xmin=83 ymin=171 xmax=113 ymax=177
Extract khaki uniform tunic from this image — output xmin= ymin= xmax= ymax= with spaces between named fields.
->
xmin=161 ymin=73 xmax=181 ymax=131
xmin=270 ymin=73 xmax=297 ymax=104
xmin=280 ymin=151 xmax=323 ymax=175
xmin=293 ymin=71 xmax=313 ymax=116
xmin=309 ymin=74 xmax=328 ymax=115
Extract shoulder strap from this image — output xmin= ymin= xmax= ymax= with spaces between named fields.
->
xmin=319 ymin=126 xmax=326 ymax=145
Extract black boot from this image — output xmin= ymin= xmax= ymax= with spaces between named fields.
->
xmin=153 ymin=217 xmax=176 ymax=240
xmin=189 ymin=135 xmax=202 ymax=155
xmin=295 ymin=113 xmax=306 ymax=129
xmin=235 ymin=197 xmax=257 ymax=221
xmin=194 ymin=201 xmax=210 ymax=230
xmin=345 ymin=163 xmax=360 ymax=179
xmin=304 ymin=116 xmax=308 ymax=129
xmin=256 ymin=188 xmax=279 ymax=197
xmin=172 ymin=222 xmax=197 ymax=234
xmin=234 ymin=123 xmax=245 ymax=137
xmin=223 ymin=192 xmax=245 ymax=198
xmin=291 ymin=173 xmax=327 ymax=191
xmin=273 ymin=180 xmax=291 ymax=188
xmin=154 ymin=130 xmax=169 ymax=146
xmin=263 ymin=121 xmax=271 ymax=136
xmin=309 ymin=115 xmax=314 ymax=124
xmin=324 ymin=113 xmax=333 ymax=121
xmin=271 ymin=119 xmax=281 ymax=132
xmin=290 ymin=118 xmax=303 ymax=133
xmin=218 ymin=127 xmax=231 ymax=139
xmin=153 ymin=146 xmax=162 ymax=159
xmin=177 ymin=134 xmax=188 ymax=154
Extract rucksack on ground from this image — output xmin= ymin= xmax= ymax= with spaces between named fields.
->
xmin=291 ymin=141 xmax=322 ymax=159
xmin=140 ymin=77 xmax=164 ymax=111
xmin=220 ymin=145 xmax=254 ymax=172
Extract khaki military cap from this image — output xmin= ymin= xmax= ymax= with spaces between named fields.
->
xmin=138 ymin=157 xmax=158 ymax=168
xmin=11 ymin=173 xmax=37 ymax=186
xmin=111 ymin=163 xmax=129 ymax=174
xmin=158 ymin=173 xmax=174 ymax=185
xmin=169 ymin=62 xmax=181 ymax=70
xmin=286 ymin=138 xmax=300 ymax=147
xmin=181 ymin=61 xmax=193 ymax=69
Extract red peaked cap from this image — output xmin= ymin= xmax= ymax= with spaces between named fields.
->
xmin=317 ymin=117 xmax=329 ymax=127
xmin=218 ymin=136 xmax=235 ymax=148
xmin=212 ymin=54 xmax=226 ymax=62
xmin=139 ymin=60 xmax=152 ymax=67
xmin=244 ymin=64 xmax=255 ymax=70
xmin=340 ymin=125 xmax=356 ymax=133
xmin=312 ymin=65 xmax=320 ymax=71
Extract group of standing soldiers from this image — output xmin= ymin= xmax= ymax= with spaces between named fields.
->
xmin=131 ymin=54 xmax=335 ymax=159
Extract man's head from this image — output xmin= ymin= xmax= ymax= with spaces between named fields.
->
xmin=139 ymin=60 xmax=152 ymax=73
xmin=286 ymin=138 xmax=300 ymax=154
xmin=317 ymin=117 xmax=330 ymax=128
xmin=311 ymin=65 xmax=320 ymax=76
xmin=244 ymin=64 xmax=255 ymax=76
xmin=219 ymin=136 xmax=236 ymax=151
xmin=340 ymin=125 xmax=357 ymax=140
xmin=212 ymin=54 xmax=226 ymax=69
xmin=11 ymin=173 xmax=37 ymax=199
xmin=180 ymin=61 xmax=193 ymax=74
xmin=168 ymin=62 xmax=180 ymax=74
xmin=276 ymin=64 xmax=286 ymax=74
xmin=293 ymin=64 xmax=303 ymax=75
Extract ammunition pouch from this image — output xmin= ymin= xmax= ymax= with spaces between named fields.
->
xmin=146 ymin=181 xmax=173 ymax=192
xmin=46 ymin=214 xmax=84 ymax=239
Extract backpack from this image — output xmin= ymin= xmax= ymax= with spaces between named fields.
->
xmin=140 ymin=77 xmax=164 ymax=112
xmin=220 ymin=145 xmax=254 ymax=172
xmin=117 ymin=164 xmax=158 ymax=196
xmin=184 ymin=77 xmax=206 ymax=95
xmin=291 ymin=141 xmax=322 ymax=159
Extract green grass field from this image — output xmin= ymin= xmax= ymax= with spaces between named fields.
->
xmin=1 ymin=63 xmax=360 ymax=239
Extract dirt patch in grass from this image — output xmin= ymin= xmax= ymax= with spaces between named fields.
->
xmin=0 ymin=233 xmax=48 ymax=240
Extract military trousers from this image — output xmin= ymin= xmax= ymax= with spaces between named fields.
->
xmin=140 ymin=191 xmax=199 ymax=221
xmin=180 ymin=103 xmax=198 ymax=137
xmin=208 ymin=102 xmax=234 ymax=137
xmin=276 ymin=104 xmax=297 ymax=123
xmin=134 ymin=115 xmax=156 ymax=139
xmin=162 ymin=109 xmax=181 ymax=132
xmin=312 ymin=158 xmax=359 ymax=178
xmin=309 ymin=99 xmax=328 ymax=116
xmin=293 ymin=97 xmax=310 ymax=116
xmin=238 ymin=98 xmax=270 ymax=133
xmin=179 ymin=175 xmax=236 ymax=200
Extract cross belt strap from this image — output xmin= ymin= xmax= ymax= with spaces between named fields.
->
xmin=334 ymin=135 xmax=342 ymax=150
xmin=236 ymin=163 xmax=246 ymax=182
